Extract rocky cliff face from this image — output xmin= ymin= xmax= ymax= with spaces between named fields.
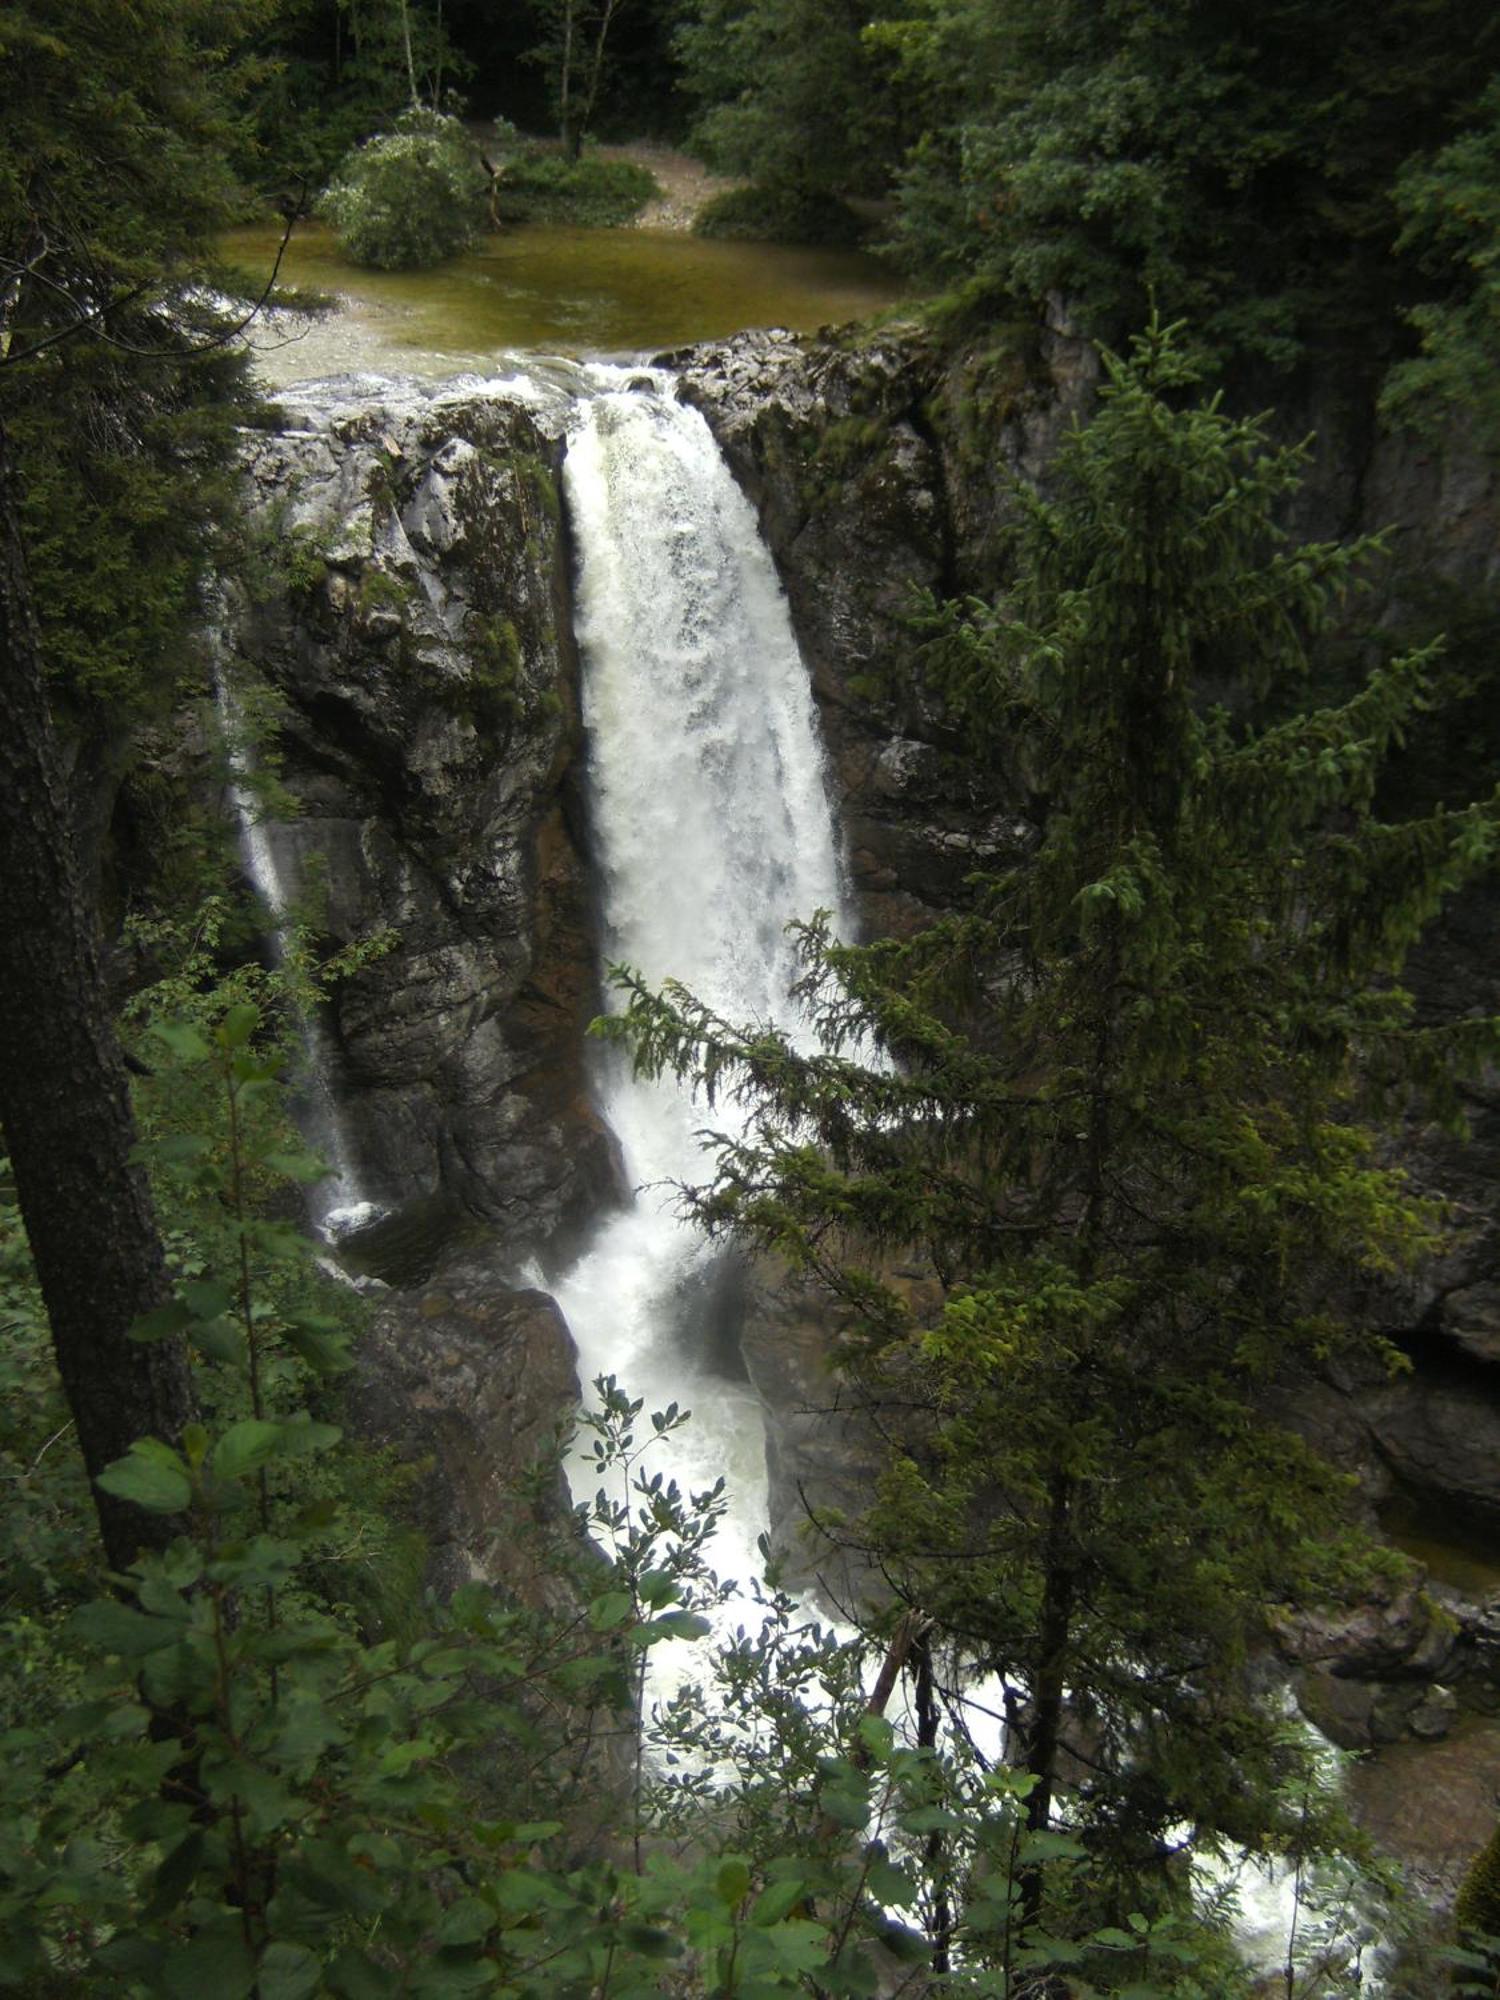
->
xmin=227 ymin=375 xmax=619 ymax=1277
xmin=205 ymin=332 xmax=1500 ymax=1767
xmin=672 ymin=318 xmax=1095 ymax=942
xmin=209 ymin=375 xmax=627 ymax=1595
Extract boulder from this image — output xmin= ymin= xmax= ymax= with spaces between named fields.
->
xmin=351 ymin=1252 xmax=580 ymax=1603
xmin=1346 ymin=1714 xmax=1500 ymax=1913
xmin=1276 ymin=1577 xmax=1459 ymax=1680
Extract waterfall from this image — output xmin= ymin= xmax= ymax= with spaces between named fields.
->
xmin=552 ymin=371 xmax=853 ymax=1607
xmin=215 ymin=678 xmax=383 ymax=1244
xmin=545 ymin=375 xmax=1385 ymax=1992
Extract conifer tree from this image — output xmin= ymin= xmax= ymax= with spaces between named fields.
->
xmin=0 ymin=0 xmax=265 ymax=1564
xmin=603 ymin=321 xmax=1500 ymax=1901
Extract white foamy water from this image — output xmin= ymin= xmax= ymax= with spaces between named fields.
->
xmin=553 ymin=370 xmax=852 ymax=1619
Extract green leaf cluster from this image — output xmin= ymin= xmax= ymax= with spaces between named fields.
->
xmin=319 ymin=109 xmax=489 ymax=270
xmin=1 ymin=1 xmax=264 ymax=737
xmin=673 ymin=0 xmax=1500 ymax=402
xmin=676 ymin=0 xmax=909 ymax=215
xmin=490 ymin=151 xmax=661 ymax=229
xmin=0 ymin=980 xmax=1310 ymax=1993
xmin=1383 ymin=77 xmax=1500 ymax=443
xmin=230 ymin=0 xmax=473 ymax=199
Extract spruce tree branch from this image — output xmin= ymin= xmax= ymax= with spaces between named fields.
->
xmin=0 ymin=196 xmax=305 ymax=370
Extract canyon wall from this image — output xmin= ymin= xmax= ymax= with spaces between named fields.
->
xmin=191 ymin=333 xmax=1500 ymax=1768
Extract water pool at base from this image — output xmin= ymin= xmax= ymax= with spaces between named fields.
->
xmin=222 ymin=220 xmax=907 ymax=379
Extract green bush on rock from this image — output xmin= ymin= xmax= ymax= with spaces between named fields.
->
xmin=492 ymin=151 xmax=660 ymax=228
xmin=1459 ymin=1832 xmax=1500 ymax=1931
xmin=694 ymin=181 xmax=867 ymax=246
xmin=319 ymin=109 xmax=489 ymax=270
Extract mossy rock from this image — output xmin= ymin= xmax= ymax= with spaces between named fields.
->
xmin=1457 ymin=1818 xmax=1500 ymax=1939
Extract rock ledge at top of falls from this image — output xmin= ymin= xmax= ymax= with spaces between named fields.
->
xmin=227 ymin=369 xmax=620 ymax=1272
xmin=657 ymin=324 xmax=1096 ymax=942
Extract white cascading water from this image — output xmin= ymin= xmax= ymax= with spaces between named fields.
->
xmin=547 ymin=372 xmax=1382 ymax=1989
xmin=552 ymin=370 xmax=852 ymax=1611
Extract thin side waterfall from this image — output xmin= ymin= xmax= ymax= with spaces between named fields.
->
xmin=552 ymin=371 xmax=853 ymax=1607
xmin=215 ymin=677 xmax=383 ymax=1244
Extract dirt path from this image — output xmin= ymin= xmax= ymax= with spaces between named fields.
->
xmin=591 ymin=141 xmax=743 ymax=232
xmin=472 ymin=126 xmax=744 ymax=235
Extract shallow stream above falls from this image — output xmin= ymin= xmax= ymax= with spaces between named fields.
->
xmin=223 ymin=220 xmax=906 ymax=381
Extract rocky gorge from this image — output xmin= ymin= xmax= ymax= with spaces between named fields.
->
xmin=154 ymin=318 xmax=1500 ymax=1907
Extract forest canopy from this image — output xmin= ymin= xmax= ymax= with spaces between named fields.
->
xmin=181 ymin=0 xmax=1500 ymax=411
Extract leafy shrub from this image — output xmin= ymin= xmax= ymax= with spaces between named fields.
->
xmin=319 ymin=108 xmax=488 ymax=269
xmin=1458 ymin=1821 xmax=1500 ymax=1940
xmin=492 ymin=150 xmax=660 ymax=228
xmin=0 ymin=984 xmax=1381 ymax=1996
xmin=694 ymin=181 xmax=868 ymax=246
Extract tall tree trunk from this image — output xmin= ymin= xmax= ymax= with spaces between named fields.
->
xmin=397 ymin=0 xmax=418 ymax=104
xmin=0 ymin=418 xmax=192 ymax=1572
xmin=1022 ymin=1470 xmax=1076 ymax=1924
xmin=577 ymin=0 xmax=622 ymax=155
xmin=912 ymin=1630 xmax=952 ymax=1976
xmin=558 ymin=0 xmax=579 ymax=159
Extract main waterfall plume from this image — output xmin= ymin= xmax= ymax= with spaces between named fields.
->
xmin=552 ymin=372 xmax=853 ymax=1595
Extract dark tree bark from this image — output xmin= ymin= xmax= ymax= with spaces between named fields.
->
xmin=1021 ymin=1470 xmax=1077 ymax=1931
xmin=0 ymin=417 xmax=192 ymax=1571
xmin=558 ymin=0 xmax=580 ymax=161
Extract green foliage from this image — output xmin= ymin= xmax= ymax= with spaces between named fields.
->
xmin=1382 ymin=78 xmax=1500 ymax=443
xmin=677 ymin=0 xmax=1500 ymax=383
xmin=694 ymin=184 xmax=867 ymax=248
xmin=1 ymin=0 xmax=263 ymax=735
xmin=0 ymin=1173 xmax=99 ymax=1770
xmin=233 ymin=0 xmax=473 ymax=199
xmin=676 ymin=0 xmax=908 ymax=206
xmin=0 ymin=973 xmax=1315 ymax=1996
xmin=599 ymin=321 xmax=1500 ymax=1890
xmin=0 ymin=0 xmax=266 ymax=285
xmin=1458 ymin=1821 xmax=1500 ymax=1942
xmin=4 ymin=1291 xmax=1388 ymax=1989
xmin=1454 ymin=1933 xmax=1500 ymax=1999
xmin=991 ymin=0 xmax=1497 ymax=370
xmin=10 ymin=378 xmax=244 ymax=722
xmin=236 ymin=502 xmax=337 ymax=609
xmin=0 ymin=1001 xmax=605 ymax=1994
xmin=521 ymin=0 xmax=639 ymax=159
xmin=452 ymin=611 xmax=543 ymax=735
xmin=319 ymin=108 xmax=489 ymax=269
xmin=492 ymin=151 xmax=661 ymax=228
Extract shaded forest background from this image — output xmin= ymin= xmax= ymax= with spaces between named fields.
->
xmin=236 ymin=0 xmax=1500 ymax=418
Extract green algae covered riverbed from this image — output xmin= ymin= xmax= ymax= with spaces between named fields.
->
xmin=222 ymin=220 xmax=906 ymax=381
